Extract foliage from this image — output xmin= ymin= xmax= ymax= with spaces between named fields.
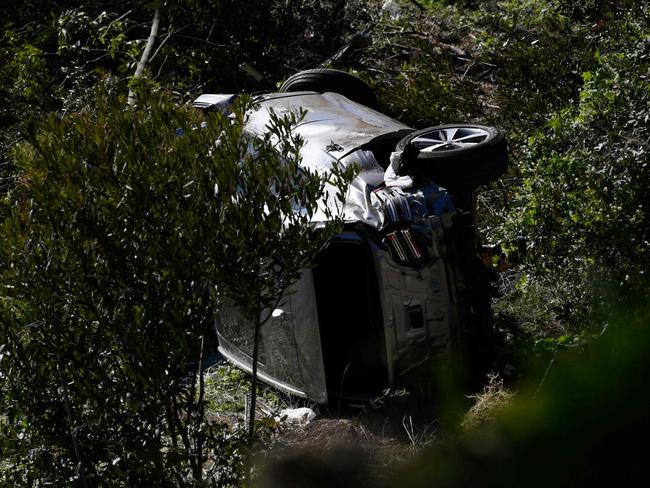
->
xmin=0 ymin=0 xmax=648 ymax=481
xmin=494 ymin=4 xmax=650 ymax=328
xmin=0 ymin=82 xmax=349 ymax=485
xmin=0 ymin=0 xmax=375 ymax=193
xmin=483 ymin=9 xmax=584 ymax=132
xmin=492 ymin=269 xmax=591 ymax=339
xmin=255 ymin=298 xmax=650 ymax=486
xmin=0 ymin=84 xmax=237 ymax=486
xmin=385 ymin=297 xmax=650 ymax=487
xmin=202 ymin=363 xmax=285 ymax=431
xmin=359 ymin=5 xmax=485 ymax=128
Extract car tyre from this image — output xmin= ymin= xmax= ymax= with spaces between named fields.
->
xmin=396 ymin=124 xmax=508 ymax=191
xmin=279 ymin=68 xmax=379 ymax=109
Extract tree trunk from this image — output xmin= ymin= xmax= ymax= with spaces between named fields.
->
xmin=127 ymin=9 xmax=161 ymax=106
xmin=248 ymin=312 xmax=262 ymax=441
xmin=195 ymin=335 xmax=205 ymax=482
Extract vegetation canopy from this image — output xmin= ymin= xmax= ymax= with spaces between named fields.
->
xmin=0 ymin=0 xmax=648 ymax=485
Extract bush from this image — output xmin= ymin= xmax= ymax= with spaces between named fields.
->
xmin=0 ymin=83 xmax=349 ymax=486
xmin=394 ymin=299 xmax=650 ymax=487
xmin=496 ymin=5 xmax=650 ymax=327
xmin=471 ymin=0 xmax=591 ymax=130
xmin=0 ymin=84 xmax=244 ymax=486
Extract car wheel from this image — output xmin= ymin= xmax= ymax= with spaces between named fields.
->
xmin=279 ymin=68 xmax=379 ymax=109
xmin=395 ymin=124 xmax=508 ymax=191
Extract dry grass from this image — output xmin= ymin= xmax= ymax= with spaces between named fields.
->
xmin=203 ymin=361 xmax=439 ymax=479
xmin=461 ymin=373 xmax=514 ymax=431
xmin=262 ymin=417 xmax=413 ymax=482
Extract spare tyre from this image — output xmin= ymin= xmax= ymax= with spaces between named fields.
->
xmin=395 ymin=124 xmax=508 ymax=191
xmin=279 ymin=68 xmax=379 ymax=109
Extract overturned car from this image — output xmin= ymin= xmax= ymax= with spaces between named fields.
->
xmin=195 ymin=69 xmax=508 ymax=404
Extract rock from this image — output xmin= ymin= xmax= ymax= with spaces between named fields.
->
xmin=277 ymin=407 xmax=317 ymax=426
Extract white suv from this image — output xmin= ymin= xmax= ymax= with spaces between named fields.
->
xmin=195 ymin=69 xmax=508 ymax=404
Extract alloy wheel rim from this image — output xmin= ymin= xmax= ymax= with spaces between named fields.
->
xmin=410 ymin=127 xmax=490 ymax=152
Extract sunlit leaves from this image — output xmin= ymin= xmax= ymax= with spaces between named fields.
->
xmin=0 ymin=83 xmax=351 ymax=485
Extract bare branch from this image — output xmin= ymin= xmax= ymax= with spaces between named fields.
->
xmin=127 ymin=9 xmax=161 ymax=107
xmin=176 ymin=34 xmax=228 ymax=47
xmin=106 ymin=9 xmax=133 ymax=31
xmin=149 ymin=25 xmax=190 ymax=63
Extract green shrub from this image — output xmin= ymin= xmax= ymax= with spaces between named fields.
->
xmin=361 ymin=5 xmax=483 ymax=127
xmin=0 ymin=84 xmax=243 ymax=486
xmin=394 ymin=299 xmax=650 ymax=487
xmin=495 ymin=5 xmax=650 ymax=329
xmin=469 ymin=0 xmax=590 ymax=132
xmin=0 ymin=83 xmax=349 ymax=486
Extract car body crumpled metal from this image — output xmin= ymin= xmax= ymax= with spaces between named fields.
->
xmin=194 ymin=90 xmax=493 ymax=404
